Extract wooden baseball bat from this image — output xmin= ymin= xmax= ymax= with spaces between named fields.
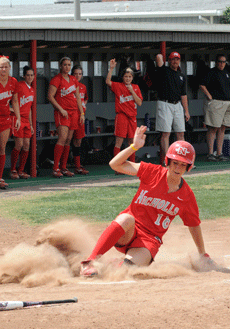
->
xmin=0 ymin=297 xmax=78 ymax=311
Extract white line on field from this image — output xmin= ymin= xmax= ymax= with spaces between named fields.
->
xmin=223 ymin=280 xmax=230 ymax=284
xmin=224 ymin=255 xmax=230 ymax=258
xmin=39 ymin=187 xmax=71 ymax=190
xmin=78 ymin=280 xmax=136 ymax=285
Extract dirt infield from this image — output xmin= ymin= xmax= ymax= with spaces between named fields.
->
xmin=0 ymin=171 xmax=230 ymax=329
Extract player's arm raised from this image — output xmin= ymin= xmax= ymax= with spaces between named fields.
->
xmin=109 ymin=125 xmax=147 ymax=176
xmin=106 ymin=59 xmax=116 ymax=87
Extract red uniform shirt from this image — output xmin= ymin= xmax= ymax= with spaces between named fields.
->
xmin=120 ymin=162 xmax=200 ymax=242
xmin=78 ymin=82 xmax=88 ymax=112
xmin=0 ymin=76 xmax=18 ymax=117
xmin=110 ymin=81 xmax=143 ymax=118
xmin=49 ymin=73 xmax=79 ymax=111
xmin=17 ymin=81 xmax=34 ymax=119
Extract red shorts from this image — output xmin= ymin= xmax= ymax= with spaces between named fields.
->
xmin=54 ymin=110 xmax=79 ymax=130
xmin=114 ymin=113 xmax=137 ymax=139
xmin=11 ymin=116 xmax=32 ymax=138
xmin=0 ymin=115 xmax=11 ymax=133
xmin=73 ymin=111 xmax=85 ymax=139
xmin=114 ymin=218 xmax=162 ymax=260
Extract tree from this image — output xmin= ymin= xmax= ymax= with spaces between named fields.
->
xmin=221 ymin=7 xmax=230 ymax=24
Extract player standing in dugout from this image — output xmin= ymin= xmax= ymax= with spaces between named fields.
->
xmin=106 ymin=58 xmax=143 ymax=174
xmin=10 ymin=66 xmax=35 ymax=180
xmin=71 ymin=64 xmax=89 ymax=175
xmin=48 ymin=57 xmax=85 ymax=178
xmin=0 ymin=56 xmax=21 ymax=189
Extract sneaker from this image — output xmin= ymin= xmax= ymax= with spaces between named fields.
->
xmin=10 ymin=170 xmax=19 ymax=180
xmin=0 ymin=179 xmax=8 ymax=189
xmin=216 ymin=154 xmax=228 ymax=161
xmin=80 ymin=260 xmax=98 ymax=277
xmin=61 ymin=169 xmax=74 ymax=177
xmin=75 ymin=166 xmax=89 ymax=175
xmin=18 ymin=171 xmax=30 ymax=179
xmin=52 ymin=169 xmax=63 ymax=178
xmin=207 ymin=154 xmax=218 ymax=162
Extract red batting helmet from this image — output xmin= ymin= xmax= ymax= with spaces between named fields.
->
xmin=165 ymin=141 xmax=195 ymax=172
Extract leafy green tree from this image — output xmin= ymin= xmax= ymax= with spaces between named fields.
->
xmin=221 ymin=7 xmax=230 ymax=24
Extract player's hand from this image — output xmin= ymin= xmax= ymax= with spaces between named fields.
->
xmin=199 ymin=253 xmax=230 ymax=273
xmin=31 ymin=126 xmax=34 ymax=135
xmin=133 ymin=126 xmax=147 ymax=150
xmin=80 ymin=114 xmax=85 ymax=125
xmin=126 ymin=84 xmax=134 ymax=93
xmin=15 ymin=118 xmax=21 ymax=131
xmin=109 ymin=58 xmax=117 ymax=70
xmin=60 ymin=109 xmax=68 ymax=118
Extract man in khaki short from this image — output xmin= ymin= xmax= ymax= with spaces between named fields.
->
xmin=155 ymin=52 xmax=190 ymax=166
xmin=200 ymin=54 xmax=230 ymax=161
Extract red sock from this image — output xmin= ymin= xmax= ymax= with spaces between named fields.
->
xmin=0 ymin=154 xmax=6 ymax=179
xmin=60 ymin=145 xmax=70 ymax=170
xmin=53 ymin=144 xmax=64 ymax=171
xmin=11 ymin=148 xmax=20 ymax=171
xmin=129 ymin=152 xmax=135 ymax=163
xmin=87 ymin=221 xmax=125 ymax=261
xmin=18 ymin=150 xmax=29 ymax=173
xmin=74 ymin=155 xmax=81 ymax=168
xmin=113 ymin=147 xmax=120 ymax=157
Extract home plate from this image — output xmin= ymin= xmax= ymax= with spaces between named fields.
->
xmin=79 ymin=280 xmax=136 ymax=285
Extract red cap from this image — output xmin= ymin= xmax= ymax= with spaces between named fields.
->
xmin=168 ymin=52 xmax=181 ymax=60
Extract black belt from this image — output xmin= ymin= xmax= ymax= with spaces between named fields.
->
xmin=159 ymin=99 xmax=180 ymax=104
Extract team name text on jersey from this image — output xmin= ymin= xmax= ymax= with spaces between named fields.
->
xmin=0 ymin=90 xmax=12 ymax=100
xmin=135 ymin=189 xmax=179 ymax=216
xmin=61 ymin=85 xmax=76 ymax=97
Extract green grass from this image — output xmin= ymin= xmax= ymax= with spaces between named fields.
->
xmin=0 ymin=173 xmax=229 ymax=225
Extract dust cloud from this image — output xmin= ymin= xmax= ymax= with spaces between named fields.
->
xmin=0 ymin=219 xmax=221 ymax=287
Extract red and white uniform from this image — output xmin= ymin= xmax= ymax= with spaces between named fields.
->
xmin=0 ymin=76 xmax=18 ymax=133
xmin=110 ymin=81 xmax=143 ymax=138
xmin=73 ymin=82 xmax=88 ymax=139
xmin=49 ymin=73 xmax=80 ymax=130
xmin=116 ymin=162 xmax=200 ymax=258
xmin=11 ymin=81 xmax=34 ymax=138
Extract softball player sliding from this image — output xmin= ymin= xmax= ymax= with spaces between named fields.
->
xmin=71 ymin=65 xmax=89 ymax=175
xmin=106 ymin=59 xmax=143 ymax=173
xmin=10 ymin=66 xmax=35 ymax=180
xmin=81 ymin=125 xmax=214 ymax=277
xmin=0 ymin=56 xmax=21 ymax=189
xmin=48 ymin=57 xmax=85 ymax=178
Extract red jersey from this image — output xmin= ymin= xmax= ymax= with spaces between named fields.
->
xmin=110 ymin=81 xmax=143 ymax=118
xmin=17 ymin=81 xmax=34 ymax=119
xmin=78 ymin=82 xmax=88 ymax=112
xmin=49 ymin=73 xmax=79 ymax=111
xmin=0 ymin=76 xmax=18 ymax=117
xmin=120 ymin=162 xmax=200 ymax=242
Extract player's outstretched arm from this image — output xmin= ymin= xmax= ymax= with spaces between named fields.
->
xmin=106 ymin=59 xmax=116 ymax=87
xmin=188 ymin=225 xmax=206 ymax=255
xmin=109 ymin=125 xmax=147 ymax=176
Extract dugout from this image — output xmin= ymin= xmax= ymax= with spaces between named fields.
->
xmin=1 ymin=1 xmax=230 ymax=176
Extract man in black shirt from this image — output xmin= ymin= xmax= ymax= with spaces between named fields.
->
xmin=200 ymin=54 xmax=230 ymax=161
xmin=155 ymin=52 xmax=190 ymax=165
